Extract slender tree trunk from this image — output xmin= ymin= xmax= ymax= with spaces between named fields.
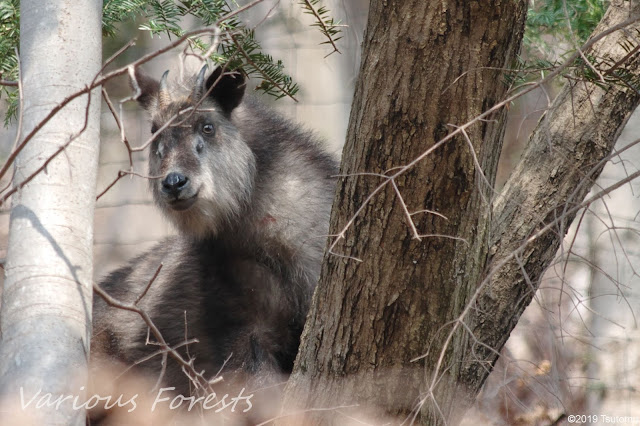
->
xmin=283 ymin=0 xmax=640 ymax=425
xmin=0 ymin=1 xmax=102 ymax=424
xmin=473 ymin=0 xmax=640 ymax=411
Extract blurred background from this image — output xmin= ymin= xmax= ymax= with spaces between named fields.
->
xmin=1 ymin=1 xmax=640 ymax=424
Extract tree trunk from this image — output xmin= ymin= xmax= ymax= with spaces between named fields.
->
xmin=283 ymin=0 xmax=527 ymax=423
xmin=472 ymin=0 xmax=640 ymax=410
xmin=283 ymin=0 xmax=640 ymax=424
xmin=0 ymin=1 xmax=102 ymax=424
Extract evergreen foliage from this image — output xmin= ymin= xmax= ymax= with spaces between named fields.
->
xmin=525 ymin=0 xmax=608 ymax=53
xmin=518 ymin=0 xmax=608 ymax=81
xmin=512 ymin=1 xmax=639 ymax=94
xmin=298 ymin=0 xmax=343 ymax=55
xmin=0 ymin=0 xmax=19 ymax=125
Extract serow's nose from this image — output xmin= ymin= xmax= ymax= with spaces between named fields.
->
xmin=162 ymin=172 xmax=189 ymax=197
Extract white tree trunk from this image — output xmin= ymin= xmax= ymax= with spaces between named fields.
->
xmin=0 ymin=1 xmax=102 ymax=424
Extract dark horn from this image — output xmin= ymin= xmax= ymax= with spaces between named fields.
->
xmin=192 ymin=64 xmax=208 ymax=102
xmin=158 ymin=70 xmax=171 ymax=108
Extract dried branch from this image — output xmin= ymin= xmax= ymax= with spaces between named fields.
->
xmin=95 ymin=170 xmax=162 ymax=201
xmin=134 ymin=264 xmax=163 ymax=305
xmin=101 ymin=88 xmax=134 ymax=168
xmin=93 ymin=281 xmax=223 ymax=393
xmin=0 ymin=80 xmax=95 ymax=205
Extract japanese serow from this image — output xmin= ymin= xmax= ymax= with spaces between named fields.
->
xmin=91 ymin=65 xmax=337 ymax=407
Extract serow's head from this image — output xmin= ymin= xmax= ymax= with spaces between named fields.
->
xmin=134 ymin=65 xmax=256 ymax=238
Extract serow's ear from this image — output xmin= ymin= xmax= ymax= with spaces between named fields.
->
xmin=131 ymin=67 xmax=159 ymax=110
xmin=205 ymin=67 xmax=246 ymax=114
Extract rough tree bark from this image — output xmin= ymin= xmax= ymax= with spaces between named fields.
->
xmin=473 ymin=0 xmax=640 ymax=412
xmin=284 ymin=0 xmax=527 ymax=423
xmin=283 ymin=0 xmax=640 ymax=425
xmin=0 ymin=1 xmax=102 ymax=425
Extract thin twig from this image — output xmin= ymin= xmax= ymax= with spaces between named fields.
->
xmin=134 ymin=263 xmax=163 ymax=305
xmin=93 ymin=282 xmax=223 ymax=393
xmin=0 ymin=81 xmax=96 ymax=205
xmin=95 ymin=170 xmax=162 ymax=201
xmin=102 ymin=88 xmax=134 ymax=168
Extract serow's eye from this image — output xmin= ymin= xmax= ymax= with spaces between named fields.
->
xmin=202 ymin=123 xmax=214 ymax=135
xmin=151 ymin=124 xmax=158 ymax=134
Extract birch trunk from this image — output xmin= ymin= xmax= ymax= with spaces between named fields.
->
xmin=0 ymin=1 xmax=102 ymax=424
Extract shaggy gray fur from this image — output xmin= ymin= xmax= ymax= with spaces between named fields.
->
xmin=91 ymin=66 xmax=337 ymax=406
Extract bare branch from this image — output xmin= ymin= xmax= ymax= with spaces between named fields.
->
xmin=134 ymin=263 xmax=163 ymax=305
xmin=93 ymin=282 xmax=223 ymax=393
xmin=101 ymin=88 xmax=134 ymax=168
xmin=96 ymin=170 xmax=161 ymax=201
